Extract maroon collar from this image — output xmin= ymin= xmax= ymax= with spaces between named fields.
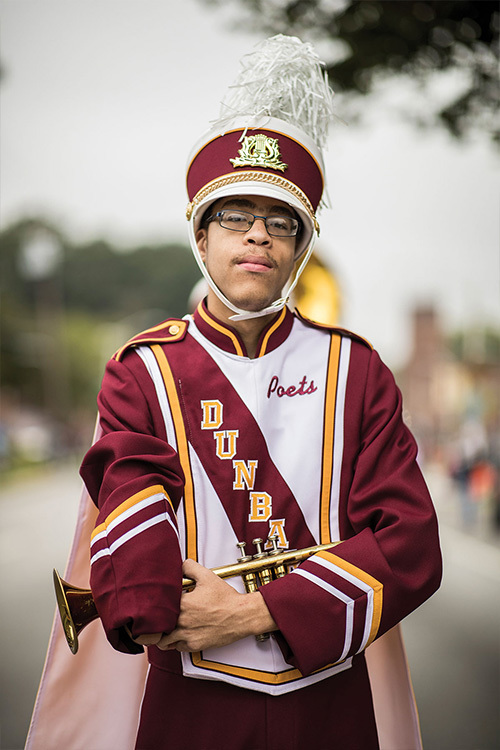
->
xmin=193 ymin=300 xmax=294 ymax=357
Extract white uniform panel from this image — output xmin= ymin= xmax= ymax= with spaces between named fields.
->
xmin=188 ymin=318 xmax=333 ymax=543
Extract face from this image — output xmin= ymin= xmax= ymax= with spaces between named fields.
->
xmin=196 ymin=195 xmax=297 ymax=319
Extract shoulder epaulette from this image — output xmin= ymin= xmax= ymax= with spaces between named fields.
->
xmin=295 ymin=308 xmax=373 ymax=349
xmin=113 ymin=318 xmax=189 ymax=361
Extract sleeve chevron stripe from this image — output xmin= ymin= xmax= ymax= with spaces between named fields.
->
xmin=91 ymin=484 xmax=175 ymax=541
xmin=292 ymin=549 xmax=383 ymax=657
xmin=292 ymin=568 xmax=354 ymax=662
xmin=90 ymin=485 xmax=179 ymax=566
xmin=90 ymin=511 xmax=179 ymax=566
xmin=314 ymin=550 xmax=383 ymax=648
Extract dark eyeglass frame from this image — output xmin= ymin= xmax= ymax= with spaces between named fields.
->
xmin=206 ymin=209 xmax=300 ymax=237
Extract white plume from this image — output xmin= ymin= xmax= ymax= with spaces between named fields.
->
xmin=212 ymin=34 xmax=335 ymax=149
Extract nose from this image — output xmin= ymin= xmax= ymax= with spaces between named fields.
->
xmin=245 ymin=216 xmax=271 ymax=244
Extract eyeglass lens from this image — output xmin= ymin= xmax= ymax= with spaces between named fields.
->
xmin=216 ymin=210 xmax=298 ymax=237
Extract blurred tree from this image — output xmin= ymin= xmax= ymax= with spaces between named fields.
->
xmin=1 ymin=218 xmax=67 ymax=415
xmin=63 ymin=239 xmax=200 ymax=318
xmin=449 ymin=327 xmax=500 ymax=364
xmin=0 ymin=217 xmax=201 ymax=437
xmin=200 ymin=0 xmax=499 ymax=143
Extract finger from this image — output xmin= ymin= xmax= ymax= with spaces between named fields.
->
xmin=157 ymin=632 xmax=183 ymax=651
xmin=134 ymin=632 xmax=163 ymax=646
xmin=182 ymin=558 xmax=205 ymax=578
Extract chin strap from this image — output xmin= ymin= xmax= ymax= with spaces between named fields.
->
xmin=188 ymin=222 xmax=316 ymax=322
xmin=229 ymin=296 xmax=289 ymax=322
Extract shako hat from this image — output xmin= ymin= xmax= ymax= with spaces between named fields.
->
xmin=185 ymin=35 xmax=335 ymax=321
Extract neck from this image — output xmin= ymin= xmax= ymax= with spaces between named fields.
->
xmin=204 ymin=293 xmax=277 ymax=359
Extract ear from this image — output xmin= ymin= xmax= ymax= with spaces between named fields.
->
xmin=196 ymin=227 xmax=208 ymax=263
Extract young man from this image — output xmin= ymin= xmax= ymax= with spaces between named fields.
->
xmin=81 ymin=121 xmax=441 ymax=748
xmin=27 ymin=36 xmax=441 ymax=750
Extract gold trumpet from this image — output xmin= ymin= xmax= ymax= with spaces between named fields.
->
xmin=53 ymin=537 xmax=339 ymax=654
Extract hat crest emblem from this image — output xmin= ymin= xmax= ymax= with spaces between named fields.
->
xmin=230 ymin=134 xmax=288 ymax=172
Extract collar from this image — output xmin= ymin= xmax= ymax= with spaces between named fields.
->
xmin=193 ymin=299 xmax=294 ymax=358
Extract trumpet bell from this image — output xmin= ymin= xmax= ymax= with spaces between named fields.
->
xmin=53 ymin=569 xmax=98 ymax=654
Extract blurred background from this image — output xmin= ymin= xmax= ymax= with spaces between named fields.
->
xmin=1 ymin=1 xmax=499 ymax=748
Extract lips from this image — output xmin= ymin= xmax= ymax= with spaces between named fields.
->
xmin=236 ymin=254 xmax=275 ymax=272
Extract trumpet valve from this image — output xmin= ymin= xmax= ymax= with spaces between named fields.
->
xmin=252 ymin=538 xmax=266 ymax=557
xmin=272 ymin=562 xmax=288 ymax=578
xmin=236 ymin=540 xmax=252 ymax=563
xmin=241 ymin=570 xmax=260 ymax=594
xmin=235 ymin=541 xmax=260 ymax=593
xmin=267 ymin=535 xmax=288 ymax=578
xmin=250 ymin=538 xmax=272 ymax=641
xmin=258 ymin=568 xmax=273 ymax=586
xmin=267 ymin=534 xmax=282 ymax=554
xmin=252 ymin=538 xmax=273 ymax=586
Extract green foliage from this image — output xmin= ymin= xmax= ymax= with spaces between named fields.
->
xmin=63 ymin=238 xmax=200 ymax=318
xmin=200 ymin=0 xmax=499 ymax=143
xmin=449 ymin=327 xmax=500 ymax=364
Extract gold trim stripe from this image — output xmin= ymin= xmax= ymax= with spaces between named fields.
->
xmin=197 ymin=302 xmax=245 ymax=357
xmin=191 ymin=652 xmax=303 ymax=684
xmin=113 ymin=321 xmax=186 ymax=361
xmin=317 ymin=550 xmax=383 ymax=647
xmin=91 ymin=484 xmax=172 ymax=541
xmin=150 ymin=345 xmax=198 ymax=561
xmin=191 ymin=652 xmax=340 ymax=685
xmin=258 ymin=307 xmax=286 ymax=357
xmin=320 ymin=334 xmax=341 ymax=544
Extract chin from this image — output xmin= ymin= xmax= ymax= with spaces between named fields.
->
xmin=230 ymin=286 xmax=283 ymax=313
xmin=232 ymin=296 xmax=276 ymax=313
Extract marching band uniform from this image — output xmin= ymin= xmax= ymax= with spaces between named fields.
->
xmin=80 ymin=301 xmax=441 ymax=748
xmin=26 ymin=35 xmax=441 ymax=750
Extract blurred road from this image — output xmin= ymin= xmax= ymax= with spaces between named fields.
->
xmin=1 ymin=462 xmax=499 ymax=749
xmin=0 ymin=463 xmax=82 ymax=750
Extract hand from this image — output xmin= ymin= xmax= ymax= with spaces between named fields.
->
xmin=137 ymin=558 xmax=277 ymax=653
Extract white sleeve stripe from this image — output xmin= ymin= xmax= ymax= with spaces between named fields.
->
xmin=309 ymin=553 xmax=372 ymax=592
xmin=330 ymin=336 xmax=351 ymax=541
xmin=90 ymin=548 xmax=110 ymax=565
xmin=292 ymin=568 xmax=353 ymax=662
xmin=90 ymin=493 xmax=167 ymax=548
xmin=90 ymin=512 xmax=180 ymax=566
xmin=136 ymin=346 xmax=178 ymax=450
xmin=309 ymin=554 xmax=375 ymax=653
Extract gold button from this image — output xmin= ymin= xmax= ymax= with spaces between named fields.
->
xmin=168 ymin=324 xmax=180 ymax=336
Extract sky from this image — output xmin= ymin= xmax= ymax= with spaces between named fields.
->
xmin=1 ymin=0 xmax=499 ymax=368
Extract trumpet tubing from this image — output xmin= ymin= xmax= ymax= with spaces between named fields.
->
xmin=181 ymin=542 xmax=339 ymax=589
xmin=54 ymin=539 xmax=340 ymax=654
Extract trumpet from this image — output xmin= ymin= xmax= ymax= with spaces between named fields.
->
xmin=53 ymin=536 xmax=339 ymax=654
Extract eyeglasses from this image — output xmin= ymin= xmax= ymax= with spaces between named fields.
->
xmin=206 ymin=209 xmax=300 ymax=237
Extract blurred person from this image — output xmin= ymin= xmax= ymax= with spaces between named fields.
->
xmin=450 ymin=417 xmax=489 ymax=529
xmin=27 ymin=36 xmax=441 ymax=750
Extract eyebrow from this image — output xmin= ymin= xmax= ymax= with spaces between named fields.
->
xmin=220 ymin=198 xmax=295 ymax=218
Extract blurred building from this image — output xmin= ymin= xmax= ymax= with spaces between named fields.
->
xmin=397 ymin=305 xmax=500 ymax=469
